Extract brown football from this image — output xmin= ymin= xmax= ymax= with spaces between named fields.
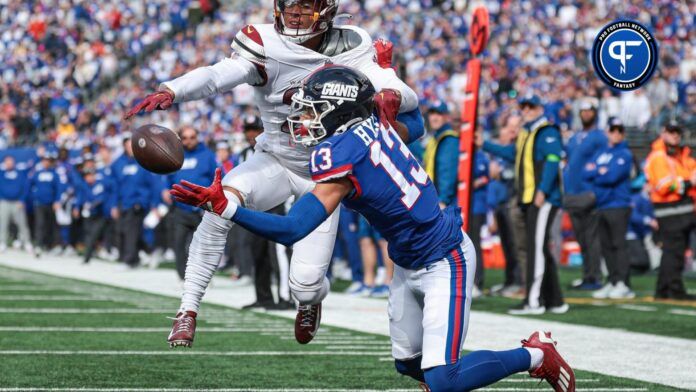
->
xmin=132 ymin=124 xmax=184 ymax=174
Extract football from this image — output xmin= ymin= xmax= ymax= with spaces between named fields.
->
xmin=131 ymin=124 xmax=184 ymax=174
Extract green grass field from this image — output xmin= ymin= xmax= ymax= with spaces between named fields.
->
xmin=0 ymin=265 xmax=689 ymax=391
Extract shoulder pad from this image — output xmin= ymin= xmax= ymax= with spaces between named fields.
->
xmin=319 ymin=26 xmax=365 ymax=56
xmin=231 ymin=25 xmax=266 ymax=66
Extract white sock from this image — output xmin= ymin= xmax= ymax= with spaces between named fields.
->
xmin=525 ymin=347 xmax=544 ymax=370
xmin=180 ymin=211 xmax=234 ymax=313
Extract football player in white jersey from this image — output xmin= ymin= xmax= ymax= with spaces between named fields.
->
xmin=124 ymin=0 xmax=421 ymax=347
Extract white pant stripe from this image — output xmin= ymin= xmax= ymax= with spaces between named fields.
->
xmin=528 ymin=203 xmax=552 ymax=308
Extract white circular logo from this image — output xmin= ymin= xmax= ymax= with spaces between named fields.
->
xmin=138 ymin=138 xmax=146 ymax=148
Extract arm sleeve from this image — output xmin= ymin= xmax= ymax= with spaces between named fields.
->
xmin=594 ymin=151 xmax=632 ymax=186
xmin=160 ymin=56 xmax=262 ymax=103
xmin=538 ymin=128 xmax=563 ymax=196
xmin=435 ymin=137 xmax=460 ymax=205
xmin=396 ymin=108 xmax=425 ymax=144
xmin=232 ymin=193 xmax=329 ymax=246
xmin=360 ymin=60 xmax=417 ymax=112
xmin=482 ymin=140 xmax=516 ymax=162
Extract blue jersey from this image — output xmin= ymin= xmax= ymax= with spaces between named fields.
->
xmin=310 ymin=115 xmax=463 ymax=270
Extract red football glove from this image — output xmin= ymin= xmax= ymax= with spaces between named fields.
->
xmin=374 ymin=38 xmax=394 ymax=69
xmin=374 ymin=89 xmax=401 ymax=129
xmin=123 ymin=90 xmax=174 ymax=119
xmin=170 ymin=168 xmax=237 ymax=219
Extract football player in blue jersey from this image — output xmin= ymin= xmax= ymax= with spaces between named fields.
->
xmin=171 ymin=65 xmax=575 ymax=392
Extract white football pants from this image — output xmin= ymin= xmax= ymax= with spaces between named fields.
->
xmin=181 ymin=150 xmax=339 ymax=313
xmin=389 ymin=235 xmax=476 ymax=369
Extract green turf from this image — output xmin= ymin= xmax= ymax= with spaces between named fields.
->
xmin=0 ymin=265 xmax=686 ymax=391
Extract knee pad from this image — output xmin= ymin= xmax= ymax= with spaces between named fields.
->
xmin=290 ymin=275 xmax=329 ymax=305
xmin=394 ymin=356 xmax=425 ymax=382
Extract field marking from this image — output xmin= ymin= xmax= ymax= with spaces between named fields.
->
xmin=669 ymin=308 xmax=696 ymax=317
xmin=279 ymin=336 xmax=379 ymax=341
xmin=0 ymin=327 xmax=289 ymax=333
xmin=325 ymin=345 xmax=392 ymax=350
xmin=0 ymin=308 xmax=174 ymax=314
xmin=0 ymin=350 xmax=391 ymax=357
xmin=0 ymin=388 xmax=646 ymax=392
xmin=0 ymin=285 xmax=72 ymax=291
xmin=0 ymin=295 xmax=106 ymax=301
xmin=616 ymin=304 xmax=657 ymax=312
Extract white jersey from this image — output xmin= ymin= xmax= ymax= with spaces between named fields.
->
xmin=162 ymin=24 xmax=417 ymax=177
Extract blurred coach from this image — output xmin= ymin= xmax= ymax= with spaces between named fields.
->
xmin=111 ymin=133 xmax=159 ymax=269
xmin=645 ymin=124 xmax=696 ymax=300
xmin=0 ymin=155 xmax=32 ymax=252
xmin=164 ymin=126 xmax=217 ymax=280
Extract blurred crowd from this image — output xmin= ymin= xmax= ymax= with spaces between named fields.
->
xmin=1 ymin=1 xmax=695 ymax=305
xmin=0 ymin=0 xmax=209 ymax=148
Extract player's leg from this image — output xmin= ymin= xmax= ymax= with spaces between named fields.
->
xmin=169 ymin=152 xmax=295 ymax=347
xmin=420 ymin=238 xmax=539 ymax=391
xmin=286 ymin=170 xmax=340 ymax=343
xmin=390 ymin=263 xmax=425 ymax=384
xmin=178 ymin=151 xmax=294 ymax=314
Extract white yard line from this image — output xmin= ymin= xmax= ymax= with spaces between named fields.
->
xmin=669 ymin=308 xmax=696 ymax=317
xmin=0 ymin=350 xmax=391 ymax=356
xmin=0 ymin=251 xmax=692 ymax=389
xmin=0 ymin=295 xmax=105 ymax=301
xmin=0 ymin=388 xmax=647 ymax=392
xmin=0 ymin=327 xmax=288 ymax=333
xmin=0 ymin=308 xmax=173 ymax=314
xmin=324 ymin=345 xmax=392 ymax=350
xmin=615 ymin=304 xmax=657 ymax=312
xmin=0 ymin=285 xmax=69 ymax=291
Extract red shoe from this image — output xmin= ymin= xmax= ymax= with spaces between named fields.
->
xmin=522 ymin=331 xmax=575 ymax=392
xmin=295 ymin=303 xmax=321 ymax=344
xmin=167 ymin=311 xmax=197 ymax=348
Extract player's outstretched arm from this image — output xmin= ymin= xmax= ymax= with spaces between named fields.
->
xmin=170 ymin=169 xmax=351 ymax=246
xmin=124 ymin=57 xmax=262 ymax=119
xmin=161 ymin=56 xmax=263 ymax=103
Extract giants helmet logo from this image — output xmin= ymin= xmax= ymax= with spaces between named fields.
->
xmin=320 ymin=83 xmax=359 ymax=101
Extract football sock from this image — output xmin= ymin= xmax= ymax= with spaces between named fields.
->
xmin=394 ymin=356 xmax=425 ymax=382
xmin=525 ymin=347 xmax=544 ymax=370
xmin=424 ymin=348 xmax=531 ymax=391
xmin=180 ymin=211 xmax=234 ymax=313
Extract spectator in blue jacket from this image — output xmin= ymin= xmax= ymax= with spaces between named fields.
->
xmin=163 ymin=125 xmax=217 ymax=280
xmin=29 ymin=150 xmax=62 ymax=256
xmin=111 ymin=134 xmax=159 ymax=268
xmin=583 ymin=118 xmax=634 ymax=299
xmin=0 ymin=155 xmax=32 ymax=252
xmin=73 ymin=166 xmax=113 ymax=264
xmin=477 ymin=94 xmax=567 ymax=315
xmin=564 ymin=98 xmax=607 ymax=290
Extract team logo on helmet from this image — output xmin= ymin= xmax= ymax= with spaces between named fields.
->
xmin=591 ymin=20 xmax=658 ymax=91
